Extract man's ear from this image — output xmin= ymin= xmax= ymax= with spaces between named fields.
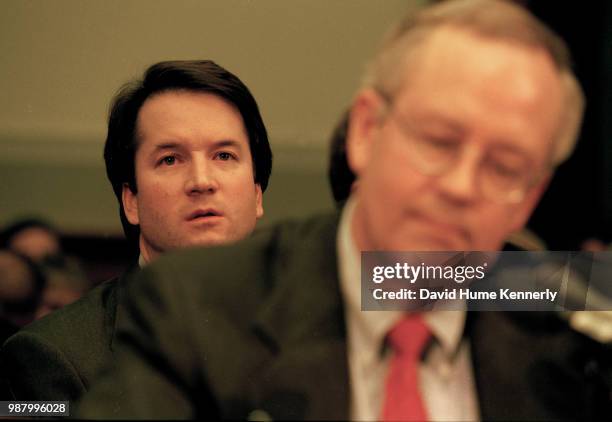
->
xmin=255 ymin=183 xmax=264 ymax=219
xmin=346 ymin=89 xmax=385 ymax=178
xmin=122 ymin=183 xmax=140 ymax=225
xmin=509 ymin=174 xmax=551 ymax=232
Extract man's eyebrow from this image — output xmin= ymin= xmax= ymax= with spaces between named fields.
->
xmin=212 ymin=139 xmax=243 ymax=149
xmin=405 ymin=112 xmax=466 ymax=135
xmin=153 ymin=142 xmax=180 ymax=149
xmin=488 ymin=142 xmax=533 ymax=159
xmin=147 ymin=139 xmax=245 ymax=155
xmin=149 ymin=142 xmax=182 ymax=154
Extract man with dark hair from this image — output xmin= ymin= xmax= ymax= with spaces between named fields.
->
xmin=1 ymin=60 xmax=272 ymax=401
xmin=105 ymin=60 xmax=272 ymax=260
xmin=79 ymin=1 xmax=611 ymax=420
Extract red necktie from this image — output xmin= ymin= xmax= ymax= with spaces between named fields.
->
xmin=381 ymin=315 xmax=431 ymax=422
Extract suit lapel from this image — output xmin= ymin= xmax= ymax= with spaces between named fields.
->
xmin=251 ymin=214 xmax=350 ymax=420
xmin=468 ymin=311 xmax=598 ymax=421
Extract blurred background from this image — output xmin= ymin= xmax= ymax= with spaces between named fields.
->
xmin=0 ymin=0 xmax=611 ymax=290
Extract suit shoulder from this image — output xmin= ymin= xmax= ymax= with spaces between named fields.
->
xmin=132 ymin=212 xmax=340 ymax=316
xmin=160 ymin=212 xmax=339 ymax=270
xmin=1 ymin=276 xmax=124 ymax=399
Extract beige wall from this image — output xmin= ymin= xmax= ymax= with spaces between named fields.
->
xmin=0 ymin=0 xmax=422 ymax=235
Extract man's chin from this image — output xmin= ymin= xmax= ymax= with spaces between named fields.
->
xmin=382 ymin=236 xmax=468 ymax=252
xmin=184 ymin=236 xmax=228 ymax=249
xmin=181 ymin=230 xmax=248 ymax=249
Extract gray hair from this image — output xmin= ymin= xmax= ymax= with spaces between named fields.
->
xmin=362 ymin=0 xmax=584 ymax=165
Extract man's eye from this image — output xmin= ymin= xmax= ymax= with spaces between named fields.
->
xmin=416 ymin=135 xmax=460 ymax=161
xmin=216 ymin=152 xmax=235 ymax=161
xmin=159 ymin=156 xmax=176 ymax=166
xmin=490 ymin=161 xmax=523 ymax=180
xmin=426 ymin=137 xmax=459 ymax=151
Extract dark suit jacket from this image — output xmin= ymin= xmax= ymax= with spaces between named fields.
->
xmin=78 ymin=213 xmax=612 ymax=420
xmin=1 ymin=273 xmax=127 ymax=401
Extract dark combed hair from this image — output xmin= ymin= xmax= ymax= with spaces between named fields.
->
xmin=104 ymin=60 xmax=273 ymax=248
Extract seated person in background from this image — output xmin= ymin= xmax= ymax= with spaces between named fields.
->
xmin=79 ymin=1 xmax=608 ymax=420
xmin=1 ymin=60 xmax=272 ymax=401
xmin=0 ymin=218 xmax=89 ymax=314
xmin=0 ymin=249 xmax=46 ymax=399
xmin=34 ymin=261 xmax=91 ymax=320
xmin=0 ymin=250 xmax=45 ymax=341
xmin=0 ymin=218 xmax=62 ymax=264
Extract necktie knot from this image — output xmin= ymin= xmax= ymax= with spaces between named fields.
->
xmin=388 ymin=314 xmax=431 ymax=357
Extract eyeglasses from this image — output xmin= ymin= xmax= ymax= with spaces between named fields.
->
xmin=376 ymin=92 xmax=550 ymax=204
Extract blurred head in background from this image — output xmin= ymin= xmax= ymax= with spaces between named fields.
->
xmin=0 ymin=218 xmax=61 ymax=263
xmin=0 ymin=249 xmax=45 ymax=331
xmin=33 ymin=259 xmax=90 ymax=319
xmin=0 ymin=218 xmax=91 ymax=319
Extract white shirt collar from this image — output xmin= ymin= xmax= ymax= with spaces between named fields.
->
xmin=138 ymin=254 xmax=147 ymax=268
xmin=337 ymin=197 xmax=466 ymax=360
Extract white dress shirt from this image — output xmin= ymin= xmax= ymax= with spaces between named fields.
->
xmin=337 ymin=199 xmax=481 ymax=421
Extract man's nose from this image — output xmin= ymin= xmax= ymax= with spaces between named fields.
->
xmin=184 ymin=157 xmax=219 ymax=195
xmin=434 ymin=146 xmax=480 ymax=204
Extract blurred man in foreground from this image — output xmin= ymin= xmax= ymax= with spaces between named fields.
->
xmin=80 ymin=1 xmax=608 ymax=420
xmin=1 ymin=60 xmax=272 ymax=401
